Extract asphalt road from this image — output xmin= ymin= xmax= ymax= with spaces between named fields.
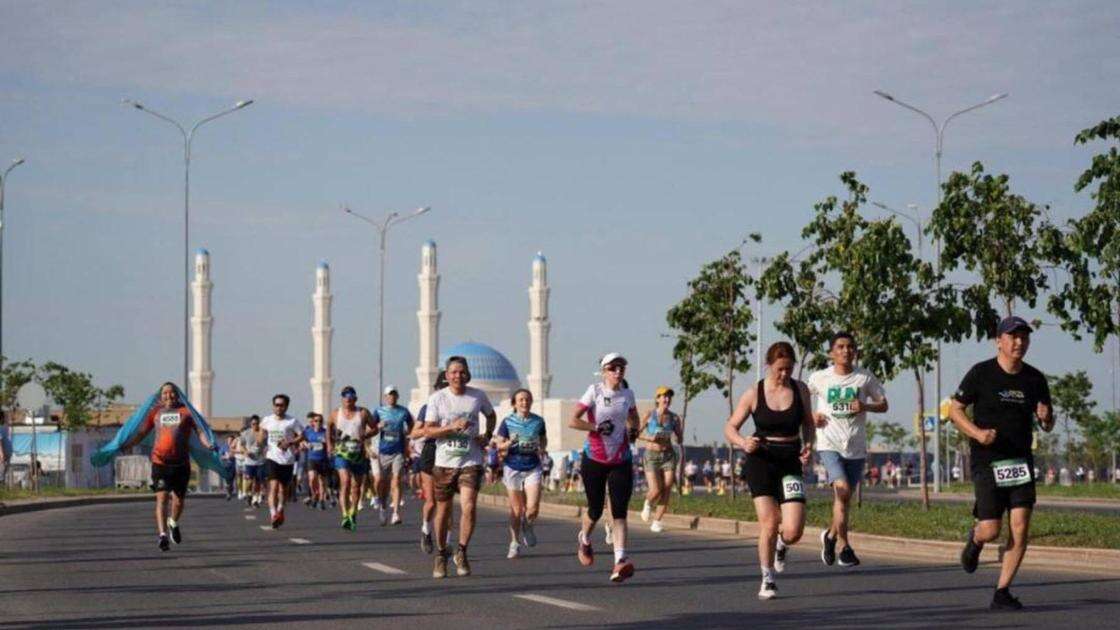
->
xmin=1 ymin=494 xmax=1117 ymax=629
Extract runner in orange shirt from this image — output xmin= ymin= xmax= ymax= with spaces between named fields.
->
xmin=122 ymin=382 xmax=217 ymax=551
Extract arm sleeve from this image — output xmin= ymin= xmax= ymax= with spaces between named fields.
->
xmin=497 ymin=420 xmax=509 ymax=439
xmin=404 ymin=410 xmax=414 ymax=432
xmin=416 ymin=405 xmax=427 ymax=424
xmin=865 ymin=374 xmax=886 ymax=400
xmin=479 ymin=393 xmax=494 ymax=417
xmin=578 ymin=384 xmax=595 ymax=409
xmin=1037 ymin=372 xmax=1052 ymax=405
xmin=953 ymin=365 xmax=980 ymax=405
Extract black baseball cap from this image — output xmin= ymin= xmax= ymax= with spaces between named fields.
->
xmin=996 ymin=316 xmax=1033 ymax=336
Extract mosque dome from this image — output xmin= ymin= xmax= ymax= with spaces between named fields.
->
xmin=441 ymin=342 xmax=520 ymax=404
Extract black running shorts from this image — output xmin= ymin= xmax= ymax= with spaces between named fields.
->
xmin=265 ymin=460 xmax=294 ymax=486
xmin=971 ymin=458 xmax=1036 ymax=521
xmin=151 ymin=462 xmax=191 ymax=497
xmin=742 ymin=440 xmax=806 ymax=504
xmin=419 ymin=440 xmax=436 ymax=475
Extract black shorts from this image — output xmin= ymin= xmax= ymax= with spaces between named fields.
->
xmin=265 ymin=460 xmax=294 ymax=485
xmin=151 ymin=462 xmax=190 ymax=497
xmin=971 ymin=458 xmax=1036 ymax=520
xmin=308 ymin=458 xmax=330 ymax=475
xmin=742 ymin=441 xmax=806 ymax=504
xmin=581 ymin=457 xmax=634 ymax=521
xmin=419 ymin=440 xmax=436 ymax=475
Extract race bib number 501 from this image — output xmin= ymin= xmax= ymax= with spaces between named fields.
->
xmin=992 ymin=459 xmax=1032 ymax=488
xmin=782 ymin=475 xmax=805 ymax=501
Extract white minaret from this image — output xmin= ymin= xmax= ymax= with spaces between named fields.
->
xmin=412 ymin=240 xmax=441 ymax=409
xmin=189 ymin=248 xmax=214 ymax=418
xmin=527 ymin=252 xmax=552 ymax=401
xmin=310 ymin=260 xmax=334 ymax=415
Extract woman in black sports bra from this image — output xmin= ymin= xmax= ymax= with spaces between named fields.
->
xmin=724 ymin=341 xmax=815 ymax=601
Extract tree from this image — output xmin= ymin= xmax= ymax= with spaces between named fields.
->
xmin=756 ymin=253 xmax=838 ymax=379
xmin=1048 ymin=371 xmax=1095 ymax=468
xmin=929 ymin=162 xmax=1054 ymax=336
xmin=37 ymin=362 xmax=124 ymax=431
xmin=1079 ymin=411 xmax=1120 ymax=477
xmin=1 ymin=356 xmax=37 ymax=416
xmin=663 ymin=325 xmax=720 ymax=495
xmin=877 ymin=422 xmax=909 ymax=455
xmin=667 ymin=243 xmax=757 ymax=498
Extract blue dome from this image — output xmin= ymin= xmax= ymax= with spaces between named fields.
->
xmin=317 ymin=259 xmax=329 ymax=269
xmin=441 ymin=342 xmax=519 ymax=383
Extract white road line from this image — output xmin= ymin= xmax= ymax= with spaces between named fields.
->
xmin=259 ymin=525 xmax=273 ymax=531
xmin=289 ymin=537 xmax=312 ymax=544
xmin=244 ymin=515 xmax=256 ymax=520
xmin=514 ymin=594 xmax=600 ymax=612
xmin=362 ymin=562 xmax=407 ymax=575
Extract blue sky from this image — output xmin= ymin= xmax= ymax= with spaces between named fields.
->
xmin=1 ymin=1 xmax=1118 ymax=443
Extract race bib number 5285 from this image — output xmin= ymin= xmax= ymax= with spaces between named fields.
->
xmin=992 ymin=459 xmax=1031 ymax=488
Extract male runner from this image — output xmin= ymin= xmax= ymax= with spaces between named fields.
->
xmin=421 ymin=356 xmax=497 ymax=578
xmin=808 ymin=331 xmax=888 ymax=567
xmin=954 ymin=316 xmax=1053 ymax=611
xmin=260 ymin=394 xmax=304 ymax=528
xmin=328 ymin=386 xmax=378 ymax=530
xmin=238 ymin=415 xmax=267 ymax=507
xmin=303 ymin=413 xmax=329 ymax=509
xmin=120 ymin=382 xmax=217 ymax=551
xmin=373 ymin=386 xmax=414 ymax=526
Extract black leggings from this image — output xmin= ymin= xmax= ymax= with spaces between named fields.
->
xmin=582 ymin=458 xmax=633 ymax=522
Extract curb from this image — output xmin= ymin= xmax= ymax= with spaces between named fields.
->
xmin=478 ymin=493 xmax=1120 ymax=576
xmin=0 ymin=492 xmax=224 ymax=518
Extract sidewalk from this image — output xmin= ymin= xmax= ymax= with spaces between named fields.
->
xmin=0 ymin=492 xmax=223 ymax=518
xmin=477 ymin=493 xmax=1120 ymax=577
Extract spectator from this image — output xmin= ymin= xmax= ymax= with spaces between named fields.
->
xmin=904 ymin=462 xmax=914 ymax=486
xmin=1087 ymin=468 xmax=1096 ymax=484
xmin=1112 ymin=466 xmax=1120 ymax=483
xmin=1075 ymin=465 xmax=1086 ymax=483
xmin=684 ymin=459 xmax=698 ymax=494
xmin=702 ymin=459 xmax=714 ymax=491
xmin=1045 ymin=466 xmax=1056 ymax=485
xmin=869 ymin=464 xmax=880 ymax=486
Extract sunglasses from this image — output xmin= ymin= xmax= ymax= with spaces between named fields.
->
xmin=604 ymin=365 xmax=626 ymax=373
xmin=273 ymin=402 xmax=288 ymax=407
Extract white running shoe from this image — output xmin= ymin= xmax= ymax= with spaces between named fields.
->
xmin=641 ymin=500 xmax=651 ymax=523
xmin=507 ymin=541 xmax=521 ymax=559
xmin=604 ymin=522 xmax=613 ymax=546
xmin=650 ymin=520 xmax=664 ymax=533
xmin=774 ymin=537 xmax=788 ymax=573
xmin=391 ymin=511 xmax=402 ymax=525
xmin=758 ymin=580 xmax=778 ymax=600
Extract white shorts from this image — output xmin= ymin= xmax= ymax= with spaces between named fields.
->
xmin=503 ymin=466 xmax=542 ymax=492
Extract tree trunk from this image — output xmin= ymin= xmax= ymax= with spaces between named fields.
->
xmin=915 ymin=369 xmax=930 ymax=510
xmin=678 ymin=389 xmax=689 ymax=497
xmin=726 ymin=348 xmax=736 ymax=500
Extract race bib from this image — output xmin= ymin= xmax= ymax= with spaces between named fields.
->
xmin=517 ymin=437 xmax=540 ymax=452
xmin=338 ymin=439 xmax=360 ymax=456
xmin=992 ymin=458 xmax=1032 ymax=488
xmin=382 ymin=431 xmax=399 ymax=444
xmin=269 ymin=430 xmax=285 ymax=444
xmin=782 ymin=475 xmax=805 ymax=501
xmin=159 ymin=412 xmax=181 ymax=427
xmin=597 ymin=420 xmax=616 ymax=436
xmin=655 ymin=429 xmax=673 ymax=442
xmin=310 ymin=442 xmax=324 ymax=452
xmin=444 ymin=434 xmax=471 ymax=456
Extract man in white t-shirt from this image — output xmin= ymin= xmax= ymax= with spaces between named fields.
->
xmin=421 ymin=356 xmax=497 ymax=579
xmin=260 ymin=394 xmax=305 ymax=529
xmin=808 ymin=332 xmax=888 ymax=569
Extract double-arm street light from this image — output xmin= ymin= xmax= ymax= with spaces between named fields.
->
xmin=0 ymin=157 xmax=26 ymax=457
xmin=344 ymin=205 xmax=431 ymax=397
xmin=123 ymin=98 xmax=254 ymax=388
xmin=874 ymin=90 xmax=1008 ymax=493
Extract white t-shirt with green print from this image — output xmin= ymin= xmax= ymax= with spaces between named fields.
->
xmin=808 ymin=366 xmax=885 ymax=459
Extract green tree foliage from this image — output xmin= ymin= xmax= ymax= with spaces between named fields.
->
xmin=877 ymin=422 xmax=910 ymax=454
xmin=37 ymin=362 xmax=124 ymax=431
xmin=929 ymin=162 xmax=1054 ymax=334
xmin=1079 ymin=411 xmax=1120 ymax=475
xmin=1 ymin=356 xmax=37 ymax=416
xmin=756 ymin=253 xmax=837 ymax=379
xmin=1048 ymin=371 xmax=1095 ymax=467
xmin=1045 ymin=115 xmax=1120 ymax=352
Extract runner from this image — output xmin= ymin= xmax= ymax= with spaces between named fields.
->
xmin=808 ymin=331 xmax=888 ymax=568
xmin=118 ymin=382 xmax=218 ymax=551
xmin=231 ymin=425 xmax=248 ymax=501
xmin=411 ymin=370 xmax=448 ymax=554
xmin=952 ymin=316 xmax=1053 ymax=611
xmin=725 ymin=342 xmax=814 ymax=600
xmin=493 ymin=388 xmax=547 ymax=559
xmin=684 ymin=459 xmax=698 ymax=495
xmin=570 ymin=353 xmax=640 ymax=583
xmin=373 ymin=385 xmax=414 ymax=526
xmin=221 ymin=436 xmax=236 ymax=500
xmin=637 ymin=386 xmax=683 ymax=533
xmin=420 ymin=356 xmax=497 ymax=578
xmin=238 ymin=415 xmax=268 ymax=507
xmin=260 ymin=394 xmax=305 ymax=529
xmin=303 ymin=413 xmax=329 ymax=510
xmin=328 ymin=385 xmax=377 ymax=531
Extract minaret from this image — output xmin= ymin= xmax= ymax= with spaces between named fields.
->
xmin=412 ymin=240 xmax=441 ymax=408
xmin=310 ymin=261 xmax=334 ymax=415
xmin=189 ymin=248 xmax=214 ymax=418
xmin=527 ymin=252 xmax=552 ymax=401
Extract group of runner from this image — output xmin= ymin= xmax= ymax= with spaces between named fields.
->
xmin=125 ymin=314 xmax=1053 ymax=610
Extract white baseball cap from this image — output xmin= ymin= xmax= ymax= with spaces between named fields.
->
xmin=599 ymin=352 xmax=627 ymax=368
xmin=383 ymin=385 xmax=399 ymax=395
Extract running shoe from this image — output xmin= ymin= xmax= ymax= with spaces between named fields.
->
xmin=838 ymin=546 xmax=860 ymax=567
xmin=609 ymin=558 xmax=634 ymax=583
xmin=820 ymin=530 xmax=836 ymax=566
xmin=641 ymin=500 xmax=651 ymax=523
xmin=522 ymin=520 xmax=537 ymax=547
xmin=391 ymin=512 xmax=402 ymax=525
xmin=319 ymin=500 xmax=327 ymax=511
xmin=453 ymin=547 xmax=471 ymax=576
xmin=158 ymin=534 xmax=170 ymax=552
xmin=650 ymin=520 xmax=664 ymax=533
xmin=271 ymin=513 xmax=282 ymax=529
xmin=578 ymin=535 xmax=594 ymax=566
xmin=303 ymin=496 xmax=312 ymax=506
xmin=433 ymin=552 xmax=448 ymax=579
xmin=168 ymin=521 xmax=182 ymax=545
xmin=960 ymin=527 xmax=982 ymax=574
xmin=341 ymin=515 xmax=351 ymax=531
xmin=507 ymin=541 xmax=521 ymax=559
xmin=990 ymin=588 xmax=1023 ymax=611
xmin=758 ymin=580 xmax=777 ymax=600
xmin=774 ymin=538 xmax=788 ymax=573
xmin=604 ymin=522 xmax=613 ymax=546
xmin=379 ymin=510 xmax=389 ymax=527
xmin=421 ymin=531 xmax=434 ymax=554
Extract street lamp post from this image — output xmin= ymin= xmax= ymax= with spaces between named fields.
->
xmin=0 ymin=157 xmax=25 ymax=474
xmin=124 ymin=98 xmax=254 ymax=388
xmin=874 ymin=90 xmax=1008 ymax=493
xmin=344 ymin=206 xmax=431 ymax=397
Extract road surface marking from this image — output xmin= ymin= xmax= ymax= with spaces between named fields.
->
xmin=289 ymin=537 xmax=311 ymax=544
xmin=363 ymin=562 xmax=407 ymax=575
xmin=244 ymin=515 xmax=256 ymax=520
xmin=259 ymin=525 xmax=273 ymax=531
xmin=514 ymin=594 xmax=600 ymax=612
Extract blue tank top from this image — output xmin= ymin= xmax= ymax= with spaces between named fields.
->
xmin=645 ymin=409 xmax=678 ymax=440
xmin=303 ymin=427 xmax=327 ymax=461
xmin=374 ymin=405 xmax=413 ymax=455
xmin=498 ymin=413 xmax=547 ymax=471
